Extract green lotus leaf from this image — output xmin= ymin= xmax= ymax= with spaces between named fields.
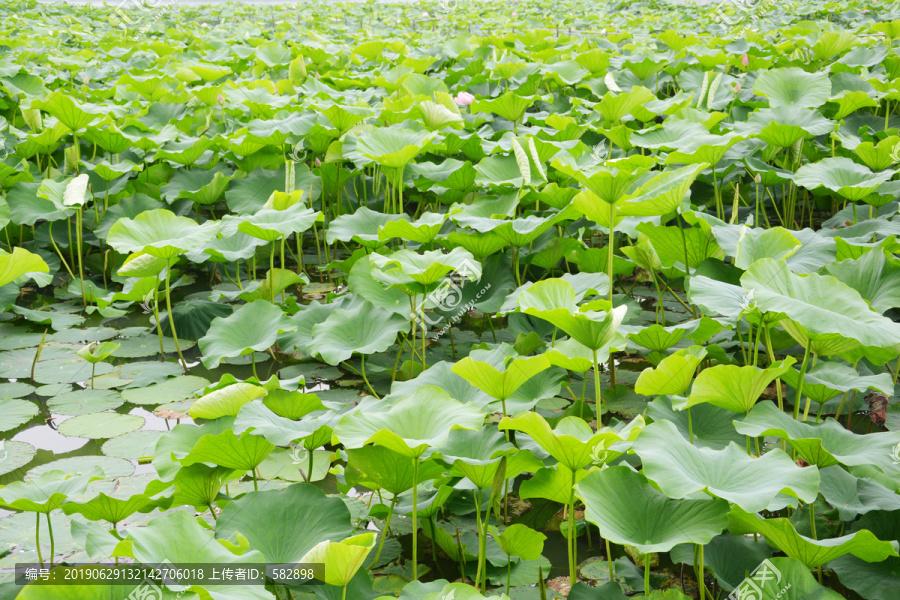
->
xmin=262 ymin=389 xmax=327 ymax=420
xmin=311 ymin=301 xmax=408 ymax=365
xmin=107 ymin=208 xmax=220 ymax=259
xmin=676 ymin=358 xmax=795 ymax=414
xmin=471 ymin=91 xmax=535 ymax=123
xmin=0 ymin=247 xmax=49 ymax=288
xmin=199 ymin=299 xmax=297 ymax=369
xmin=0 ymin=440 xmax=36 ymax=475
xmin=216 ymin=483 xmax=353 ymax=563
xmin=14 ymin=568 xmax=145 ymax=600
xmin=60 ymin=479 xmax=168 ymax=524
xmin=517 ymin=278 xmax=627 ymax=350
xmin=741 ymin=258 xmax=900 ymax=349
xmin=0 ymin=396 xmax=39 ymax=431
xmin=738 ymin=107 xmax=833 ymax=148
xmin=34 ymin=91 xmax=107 ymax=131
xmin=822 ymin=249 xmax=900 ymax=314
xmin=178 ymin=429 xmax=275 ymax=473
xmin=595 ymin=87 xmax=657 ymax=123
xmin=544 ymin=334 xmax=625 ymax=373
xmin=357 ymin=127 xmax=434 ymax=169
xmin=499 ymin=411 xmax=644 ymax=471
xmin=735 ymin=401 xmax=900 ymax=470
xmin=818 ymin=466 xmax=900 ymax=520
xmin=234 ymin=399 xmax=337 ymax=447
xmin=76 ymin=341 xmax=119 ymax=364
xmin=733 ymin=226 xmax=802 ymax=269
xmin=553 ymin=158 xmax=652 ymax=205
xmin=436 ymin=428 xmax=541 ymax=489
xmin=189 ymin=383 xmax=268 ymax=420
xmin=227 ymin=204 xmax=321 ymax=242
xmin=300 ymin=532 xmax=376 ymax=588
xmin=161 ymin=163 xmax=234 ymax=205
xmin=490 ymin=523 xmax=546 ymax=561
xmin=781 ymin=361 xmax=893 ymax=405
xmin=0 ymin=469 xmax=101 ymax=513
xmin=576 ymin=465 xmax=730 ymax=554
xmin=794 ymin=157 xmax=895 ymax=201
xmin=58 ymin=413 xmax=144 ymax=439
xmin=634 ymin=345 xmax=707 ymax=396
xmin=728 ymin=506 xmax=898 ymax=568
xmin=334 ymin=386 xmax=484 ymax=458
xmin=378 ymin=212 xmax=447 ymax=244
xmin=345 ymin=446 xmax=445 ymax=495
xmin=370 ymin=247 xmax=481 ymax=290
xmin=634 ymin=420 xmax=819 ymax=512
xmin=327 ymin=207 xmax=407 ymax=249
xmin=122 ymin=510 xmax=271 ymax=600
xmin=753 ymin=67 xmax=831 ymax=108
xmin=451 ymin=354 xmax=550 ymax=404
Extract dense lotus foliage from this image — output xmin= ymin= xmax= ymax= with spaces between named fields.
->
xmin=1 ymin=0 xmax=900 ymax=598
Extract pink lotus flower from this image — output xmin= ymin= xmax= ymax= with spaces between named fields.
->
xmin=217 ymin=93 xmax=225 ymax=104
xmin=82 ymin=75 xmax=90 ymax=85
xmin=512 ymin=11 xmax=517 ymax=16
xmin=454 ymin=91 xmax=475 ymax=106
xmin=741 ymin=53 xmax=749 ymax=66
xmin=314 ymin=157 xmax=322 ymax=168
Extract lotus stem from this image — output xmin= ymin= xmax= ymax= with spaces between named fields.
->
xmin=153 ymin=275 xmax=165 ymax=360
xmin=307 ymin=447 xmax=314 ymax=484
xmin=370 ymin=496 xmax=397 ymax=567
xmin=412 ymin=456 xmax=419 ymax=581
xmin=47 ymin=225 xmax=75 ymax=280
xmin=35 ymin=513 xmax=43 ymax=568
xmin=474 ymin=489 xmax=484 ymax=591
xmin=687 ymin=408 xmax=694 ymax=444
xmin=644 ymin=552 xmax=650 ymax=595
xmin=607 ymin=202 xmax=617 ymax=390
xmin=592 ymin=348 xmax=602 ymax=422
xmin=164 ymin=268 xmax=188 ymax=373
xmin=606 ymin=538 xmax=614 ymax=581
xmin=568 ymin=467 xmax=577 ymax=585
xmin=251 ymin=353 xmax=258 ymax=379
xmin=76 ymin=209 xmax=86 ymax=308
xmin=793 ymin=343 xmax=811 ymax=421
xmin=698 ymin=543 xmax=705 ymax=600
xmin=251 ymin=467 xmax=258 ymax=492
xmin=409 ymin=295 xmax=417 ymax=378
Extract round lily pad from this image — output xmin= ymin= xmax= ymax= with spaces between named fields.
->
xmin=0 ymin=325 xmax=46 ymax=351
xmin=57 ymin=412 xmax=145 ymax=439
xmin=101 ymin=430 xmax=162 ymax=460
xmin=47 ymin=389 xmax=124 ymax=416
xmin=0 ymin=381 xmax=35 ymax=398
xmin=112 ymin=334 xmax=195 ymax=358
xmin=0 ymin=346 xmax=71 ymax=378
xmin=153 ymin=399 xmax=193 ymax=420
xmin=32 ymin=352 xmax=116 ymax=384
xmin=0 ymin=441 xmax=37 ymax=476
xmin=0 ymin=397 xmax=40 ymax=432
xmin=121 ymin=375 xmax=210 ymax=406
xmin=120 ymin=360 xmax=184 ymax=388
xmin=25 ymin=455 xmax=135 ymax=480
xmin=35 ymin=383 xmax=72 ymax=397
xmin=51 ymin=327 xmax=119 ymax=344
xmin=90 ymin=370 xmax=137 ymax=389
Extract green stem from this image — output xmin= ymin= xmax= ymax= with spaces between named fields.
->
xmin=606 ymin=539 xmax=614 ymax=582
xmin=370 ymin=496 xmax=397 ymax=568
xmin=568 ymin=467 xmax=577 ymax=584
xmin=164 ymin=267 xmax=188 ymax=372
xmin=35 ymin=513 xmax=44 ymax=568
xmin=593 ymin=348 xmax=602 ymax=422
xmin=643 ymin=553 xmax=650 ymax=595
xmin=153 ymin=275 xmax=165 ymax=360
xmin=412 ymin=457 xmax=419 ymax=581
xmin=76 ymin=210 xmax=86 ymax=308
xmin=474 ymin=489 xmax=484 ymax=591
xmin=47 ymin=513 xmax=54 ymax=568
xmin=793 ymin=342 xmax=811 ymax=421
xmin=698 ymin=544 xmax=705 ymax=600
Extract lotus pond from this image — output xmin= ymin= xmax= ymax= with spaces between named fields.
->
xmin=1 ymin=0 xmax=900 ymax=598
